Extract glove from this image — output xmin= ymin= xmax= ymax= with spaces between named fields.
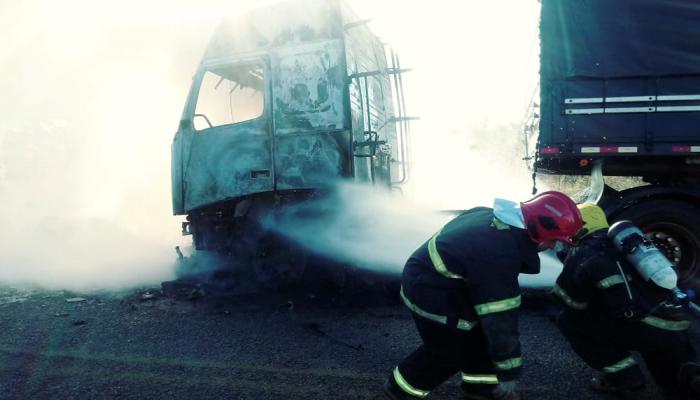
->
xmin=492 ymin=380 xmax=520 ymax=400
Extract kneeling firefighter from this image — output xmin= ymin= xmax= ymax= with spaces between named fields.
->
xmin=553 ymin=203 xmax=700 ymax=399
xmin=383 ymin=191 xmax=583 ymax=400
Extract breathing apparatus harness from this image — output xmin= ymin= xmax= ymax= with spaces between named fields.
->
xmin=607 ymin=220 xmax=700 ymax=320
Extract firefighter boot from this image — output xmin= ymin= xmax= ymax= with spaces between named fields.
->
xmin=678 ymin=361 xmax=700 ymax=399
xmin=590 ymin=373 xmax=645 ymax=398
xmin=463 ymin=384 xmax=520 ymax=400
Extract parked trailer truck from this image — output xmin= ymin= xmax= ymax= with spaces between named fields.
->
xmin=171 ymin=0 xmax=411 ymax=269
xmin=531 ymin=0 xmax=700 ymax=289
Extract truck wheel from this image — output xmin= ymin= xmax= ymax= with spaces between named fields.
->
xmin=614 ymin=200 xmax=700 ymax=291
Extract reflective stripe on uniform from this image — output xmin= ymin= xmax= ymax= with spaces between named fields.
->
xmin=461 ymin=373 xmax=499 ymax=384
xmin=603 ymin=356 xmax=636 ymax=373
xmin=491 ymin=217 xmax=511 ymax=230
xmin=393 ymin=367 xmax=429 ymax=398
xmin=641 ymin=316 xmax=691 ymax=331
xmin=596 ymin=274 xmax=633 ymax=289
xmin=552 ymin=284 xmax=588 ymax=310
xmin=494 ymin=357 xmax=522 ymax=371
xmin=456 ymin=318 xmax=478 ymax=331
xmin=474 ymin=295 xmax=521 ymax=316
xmin=400 ymin=287 xmax=478 ymax=331
xmin=428 ymin=231 xmax=464 ymax=280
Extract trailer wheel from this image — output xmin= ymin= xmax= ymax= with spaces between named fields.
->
xmin=615 ymin=200 xmax=700 ymax=291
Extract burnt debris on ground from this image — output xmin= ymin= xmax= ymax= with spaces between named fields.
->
xmin=170 ymin=248 xmax=398 ymax=298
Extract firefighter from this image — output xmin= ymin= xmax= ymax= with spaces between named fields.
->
xmin=383 ymin=191 xmax=583 ymax=400
xmin=553 ymin=203 xmax=700 ymax=399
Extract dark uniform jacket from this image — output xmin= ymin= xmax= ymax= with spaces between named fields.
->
xmin=554 ymin=231 xmax=690 ymax=332
xmin=400 ymin=207 xmax=540 ymax=381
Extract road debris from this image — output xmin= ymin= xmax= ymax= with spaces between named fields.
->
xmin=161 ymin=279 xmax=206 ymax=301
xmin=71 ymin=320 xmax=87 ymax=326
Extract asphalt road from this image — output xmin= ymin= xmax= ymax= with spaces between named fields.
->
xmin=0 ymin=283 xmax=693 ymax=400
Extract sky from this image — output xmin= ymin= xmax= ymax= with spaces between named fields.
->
xmin=350 ymin=0 xmax=542 ymax=208
xmin=0 ymin=0 xmax=543 ymax=289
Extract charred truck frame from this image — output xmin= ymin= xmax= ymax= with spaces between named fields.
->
xmin=171 ymin=0 xmax=411 ymax=262
xmin=529 ymin=0 xmax=700 ymax=289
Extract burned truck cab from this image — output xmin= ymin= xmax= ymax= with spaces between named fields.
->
xmin=171 ymin=0 xmax=409 ymax=254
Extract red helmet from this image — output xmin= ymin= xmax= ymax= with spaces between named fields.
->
xmin=520 ymin=191 xmax=583 ymax=245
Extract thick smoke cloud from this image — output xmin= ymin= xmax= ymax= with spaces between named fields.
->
xmin=0 ymin=0 xmax=553 ymax=290
xmin=0 ymin=1 xmax=218 ymax=290
xmin=263 ymin=183 xmax=452 ymax=274
xmin=263 ymin=182 xmax=562 ymax=286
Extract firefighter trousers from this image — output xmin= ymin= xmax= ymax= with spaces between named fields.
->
xmin=393 ymin=313 xmax=499 ymax=397
xmin=556 ymin=310 xmax=696 ymax=394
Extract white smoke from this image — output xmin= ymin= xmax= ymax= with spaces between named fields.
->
xmin=0 ymin=0 xmax=552 ymax=291
xmin=263 ymin=183 xmax=452 ymax=274
xmin=264 ymin=182 xmax=563 ymax=287
xmin=520 ymin=251 xmax=563 ymax=287
xmin=0 ymin=1 xmax=219 ymax=291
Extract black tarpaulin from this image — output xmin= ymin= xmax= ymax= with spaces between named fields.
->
xmin=541 ymin=0 xmax=700 ymax=79
xmin=539 ymin=0 xmax=700 ymax=149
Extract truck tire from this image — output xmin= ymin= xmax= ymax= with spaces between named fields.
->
xmin=614 ymin=200 xmax=700 ymax=291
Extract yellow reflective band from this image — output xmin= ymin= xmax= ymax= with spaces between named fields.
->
xmin=400 ymin=287 xmax=478 ymax=331
xmin=491 ymin=217 xmax=511 ymax=230
xmin=400 ymin=287 xmax=446 ymax=325
xmin=461 ymin=373 xmax=499 ymax=384
xmin=596 ymin=274 xmax=633 ymax=289
xmin=474 ymin=296 xmax=521 ymax=316
xmin=428 ymin=231 xmax=464 ymax=280
xmin=494 ymin=357 xmax=522 ymax=371
xmin=603 ymin=356 xmax=636 ymax=373
xmin=393 ymin=367 xmax=429 ymax=398
xmin=552 ymin=285 xmax=588 ymax=310
xmin=641 ymin=316 xmax=691 ymax=331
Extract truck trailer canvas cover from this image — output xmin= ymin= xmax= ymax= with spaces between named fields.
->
xmin=539 ymin=0 xmax=700 ymax=152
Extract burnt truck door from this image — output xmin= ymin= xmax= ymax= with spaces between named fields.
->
xmin=180 ymin=58 xmax=274 ymax=212
xmin=270 ymin=40 xmax=351 ymax=190
xmin=343 ymin=17 xmax=399 ymax=187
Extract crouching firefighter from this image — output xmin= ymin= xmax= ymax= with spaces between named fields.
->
xmin=553 ymin=203 xmax=700 ymax=399
xmin=383 ymin=191 xmax=583 ymax=400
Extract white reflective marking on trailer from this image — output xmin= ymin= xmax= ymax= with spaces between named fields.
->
xmin=605 ymin=107 xmax=655 ymax=113
xmin=617 ymin=147 xmax=638 ymax=153
xmin=566 ymin=108 xmax=604 ymax=115
xmin=567 ymin=94 xmax=700 ymax=104
xmin=581 ymin=147 xmax=601 ymax=153
xmin=656 ymin=106 xmax=700 ymax=112
xmin=657 ymin=94 xmax=700 ymax=101
xmin=564 ymin=97 xmax=603 ymax=104
xmin=691 ymin=146 xmax=700 ymax=152
xmin=605 ymin=96 xmax=656 ymax=102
